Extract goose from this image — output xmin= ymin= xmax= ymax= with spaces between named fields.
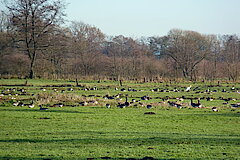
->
xmin=206 ymin=97 xmax=214 ymax=101
xmin=39 ymin=105 xmax=48 ymax=110
xmin=18 ymin=102 xmax=24 ymax=107
xmin=80 ymin=101 xmax=88 ymax=106
xmin=52 ymin=103 xmax=63 ymax=107
xmin=230 ymin=103 xmax=240 ymax=108
xmin=212 ymin=107 xmax=218 ymax=112
xmin=106 ymin=104 xmax=111 ymax=108
xmin=28 ymin=104 xmax=35 ymax=108
xmin=138 ymin=102 xmax=144 ymax=107
xmin=205 ymin=88 xmax=210 ymax=93
xmin=128 ymin=88 xmax=132 ymax=91
xmin=89 ymin=100 xmax=98 ymax=105
xmin=28 ymin=101 xmax=35 ymax=108
xmin=13 ymin=101 xmax=19 ymax=106
xmin=190 ymin=99 xmax=202 ymax=108
xmin=146 ymin=104 xmax=152 ymax=109
xmin=168 ymin=101 xmax=177 ymax=107
xmin=90 ymin=87 xmax=97 ymax=90
xmin=185 ymin=85 xmax=192 ymax=92
xmin=151 ymin=88 xmax=159 ymax=92
xmin=19 ymin=89 xmax=25 ymax=93
xmin=221 ymin=97 xmax=231 ymax=103
xmin=117 ymin=103 xmax=126 ymax=108
xmin=120 ymin=88 xmax=126 ymax=92
xmin=68 ymin=88 xmax=73 ymax=91
xmin=176 ymin=104 xmax=182 ymax=109
xmin=176 ymin=97 xmax=184 ymax=101
xmin=124 ymin=96 xmax=130 ymax=107
xmin=141 ymin=96 xmax=151 ymax=100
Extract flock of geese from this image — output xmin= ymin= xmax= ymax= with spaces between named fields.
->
xmin=1 ymin=85 xmax=240 ymax=112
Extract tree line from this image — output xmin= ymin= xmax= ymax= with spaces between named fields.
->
xmin=0 ymin=0 xmax=239 ymax=81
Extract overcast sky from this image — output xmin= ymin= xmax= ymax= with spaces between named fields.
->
xmin=64 ymin=0 xmax=240 ymax=37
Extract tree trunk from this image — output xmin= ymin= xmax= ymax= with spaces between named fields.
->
xmin=29 ymin=60 xmax=35 ymax=79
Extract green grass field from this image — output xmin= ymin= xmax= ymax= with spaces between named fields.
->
xmin=0 ymin=79 xmax=240 ymax=159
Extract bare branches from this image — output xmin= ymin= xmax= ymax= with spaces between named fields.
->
xmin=4 ymin=0 xmax=65 ymax=78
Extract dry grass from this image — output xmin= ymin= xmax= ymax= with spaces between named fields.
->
xmin=36 ymin=92 xmax=85 ymax=105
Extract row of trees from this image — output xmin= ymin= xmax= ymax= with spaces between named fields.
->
xmin=0 ymin=0 xmax=239 ymax=81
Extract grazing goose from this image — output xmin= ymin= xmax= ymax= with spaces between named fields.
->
xmin=24 ymin=100 xmax=35 ymax=108
xmin=79 ymin=101 xmax=88 ymax=106
xmin=212 ymin=107 xmax=218 ymax=112
xmin=18 ymin=102 xmax=24 ymax=107
xmin=51 ymin=103 xmax=64 ymax=107
xmin=168 ymin=101 xmax=177 ymax=107
xmin=117 ymin=103 xmax=126 ymax=108
xmin=106 ymin=104 xmax=111 ymax=108
xmin=176 ymin=103 xmax=182 ymax=109
xmin=28 ymin=102 xmax=35 ymax=108
xmin=13 ymin=101 xmax=19 ymax=106
xmin=88 ymin=100 xmax=98 ymax=105
xmin=185 ymin=85 xmax=192 ymax=92
xmin=120 ymin=88 xmax=126 ymax=92
xmin=141 ymin=96 xmax=151 ymax=100
xmin=146 ymin=104 xmax=152 ymax=109
xmin=206 ymin=97 xmax=214 ymax=101
xmin=230 ymin=103 xmax=240 ymax=108
xmin=39 ymin=105 xmax=48 ymax=110
xmin=68 ymin=88 xmax=73 ymax=91
xmin=176 ymin=97 xmax=184 ymax=101
xmin=90 ymin=87 xmax=97 ymax=90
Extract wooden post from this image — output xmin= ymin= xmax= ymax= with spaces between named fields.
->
xmin=24 ymin=80 xmax=28 ymax=86
xmin=119 ymin=80 xmax=123 ymax=86
xmin=76 ymin=78 xmax=79 ymax=86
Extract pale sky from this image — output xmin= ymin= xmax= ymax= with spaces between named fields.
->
xmin=1 ymin=0 xmax=239 ymax=37
xmin=65 ymin=0 xmax=240 ymax=37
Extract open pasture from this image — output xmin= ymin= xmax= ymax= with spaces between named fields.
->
xmin=0 ymin=79 xmax=240 ymax=159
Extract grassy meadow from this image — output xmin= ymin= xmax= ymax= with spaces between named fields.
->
xmin=0 ymin=79 xmax=240 ymax=159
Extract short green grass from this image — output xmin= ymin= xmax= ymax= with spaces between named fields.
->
xmin=1 ymin=106 xmax=239 ymax=159
xmin=0 ymin=79 xmax=240 ymax=159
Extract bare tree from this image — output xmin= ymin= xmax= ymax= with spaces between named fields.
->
xmin=69 ymin=21 xmax=105 ymax=76
xmin=160 ymin=29 xmax=212 ymax=80
xmin=4 ymin=0 xmax=65 ymax=78
xmin=221 ymin=35 xmax=240 ymax=81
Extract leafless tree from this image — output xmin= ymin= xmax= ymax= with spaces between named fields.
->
xmin=69 ymin=21 xmax=105 ymax=76
xmin=160 ymin=29 xmax=213 ymax=80
xmin=4 ymin=0 xmax=65 ymax=78
xmin=221 ymin=35 xmax=240 ymax=81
